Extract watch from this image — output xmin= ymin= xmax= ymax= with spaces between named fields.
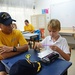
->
xmin=13 ymin=47 xmax=17 ymax=52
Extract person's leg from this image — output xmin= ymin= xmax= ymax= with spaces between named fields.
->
xmin=0 ymin=62 xmax=7 ymax=75
xmin=0 ymin=72 xmax=7 ymax=75
xmin=63 ymin=71 xmax=67 ymax=75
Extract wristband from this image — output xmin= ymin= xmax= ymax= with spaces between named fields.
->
xmin=13 ymin=47 xmax=17 ymax=52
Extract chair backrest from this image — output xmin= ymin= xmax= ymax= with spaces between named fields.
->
xmin=34 ymin=30 xmax=41 ymax=41
xmin=69 ymin=46 xmax=71 ymax=56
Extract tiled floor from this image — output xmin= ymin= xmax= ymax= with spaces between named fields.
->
xmin=68 ymin=49 xmax=75 ymax=75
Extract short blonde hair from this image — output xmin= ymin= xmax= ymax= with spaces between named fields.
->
xmin=48 ymin=19 xmax=61 ymax=31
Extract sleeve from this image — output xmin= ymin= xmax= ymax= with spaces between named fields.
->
xmin=40 ymin=37 xmax=50 ymax=50
xmin=24 ymin=26 xmax=26 ymax=31
xmin=0 ymin=41 xmax=4 ymax=46
xmin=40 ymin=37 xmax=47 ymax=45
xmin=62 ymin=38 xmax=70 ymax=54
xmin=31 ymin=24 xmax=35 ymax=31
xmin=18 ymin=31 xmax=28 ymax=46
xmin=0 ymin=37 xmax=4 ymax=46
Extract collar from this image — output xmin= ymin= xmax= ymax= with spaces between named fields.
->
xmin=49 ymin=35 xmax=62 ymax=43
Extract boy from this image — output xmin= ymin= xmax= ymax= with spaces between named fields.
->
xmin=34 ymin=19 xmax=70 ymax=61
xmin=34 ymin=19 xmax=70 ymax=75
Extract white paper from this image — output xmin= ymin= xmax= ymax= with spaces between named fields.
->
xmin=38 ymin=50 xmax=53 ymax=58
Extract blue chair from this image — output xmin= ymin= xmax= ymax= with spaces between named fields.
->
xmin=34 ymin=30 xmax=41 ymax=41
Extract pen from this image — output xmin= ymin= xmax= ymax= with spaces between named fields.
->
xmin=42 ymin=44 xmax=51 ymax=46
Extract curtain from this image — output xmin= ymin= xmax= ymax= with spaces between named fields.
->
xmin=0 ymin=0 xmax=35 ymax=31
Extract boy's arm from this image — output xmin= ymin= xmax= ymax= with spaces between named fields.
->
xmin=34 ymin=42 xmax=43 ymax=49
xmin=50 ymin=45 xmax=70 ymax=61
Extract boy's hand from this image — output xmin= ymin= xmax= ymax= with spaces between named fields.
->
xmin=50 ymin=45 xmax=60 ymax=52
xmin=34 ymin=42 xmax=39 ymax=49
xmin=34 ymin=42 xmax=42 ymax=50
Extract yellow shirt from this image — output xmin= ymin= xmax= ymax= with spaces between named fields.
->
xmin=0 ymin=30 xmax=28 ymax=47
xmin=24 ymin=24 xmax=35 ymax=32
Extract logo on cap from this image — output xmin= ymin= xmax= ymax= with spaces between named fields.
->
xmin=1 ymin=13 xmax=10 ymax=20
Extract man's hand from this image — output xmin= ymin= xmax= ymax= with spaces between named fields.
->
xmin=0 ymin=46 xmax=13 ymax=54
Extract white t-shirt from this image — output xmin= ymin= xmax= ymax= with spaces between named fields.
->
xmin=40 ymin=35 xmax=70 ymax=59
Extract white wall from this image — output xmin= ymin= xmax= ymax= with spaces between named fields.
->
xmin=35 ymin=0 xmax=51 ymax=14
xmin=35 ymin=0 xmax=72 ymax=14
xmin=35 ymin=0 xmax=75 ymax=28
xmin=1 ymin=0 xmax=75 ymax=30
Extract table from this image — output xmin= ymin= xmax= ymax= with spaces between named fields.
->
xmin=1 ymin=49 xmax=72 ymax=75
xmin=59 ymin=29 xmax=75 ymax=36
xmin=59 ymin=29 xmax=75 ymax=48
xmin=21 ymin=31 xmax=29 ymax=34
xmin=23 ymin=33 xmax=38 ymax=48
xmin=23 ymin=33 xmax=38 ymax=40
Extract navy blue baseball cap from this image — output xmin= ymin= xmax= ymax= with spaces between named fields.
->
xmin=0 ymin=12 xmax=16 ymax=26
xmin=9 ymin=59 xmax=42 ymax=75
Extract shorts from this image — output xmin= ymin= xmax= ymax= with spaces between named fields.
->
xmin=0 ymin=61 xmax=6 ymax=72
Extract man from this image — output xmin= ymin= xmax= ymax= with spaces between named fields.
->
xmin=24 ymin=20 xmax=35 ymax=33
xmin=0 ymin=12 xmax=28 ymax=75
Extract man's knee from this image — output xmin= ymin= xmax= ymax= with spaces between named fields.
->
xmin=0 ymin=72 xmax=7 ymax=75
xmin=0 ymin=62 xmax=6 ymax=72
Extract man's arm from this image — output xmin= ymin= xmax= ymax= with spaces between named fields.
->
xmin=0 ymin=44 xmax=28 ymax=60
xmin=0 ymin=51 xmax=21 ymax=60
xmin=16 ymin=44 xmax=28 ymax=52
xmin=0 ymin=44 xmax=28 ymax=54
